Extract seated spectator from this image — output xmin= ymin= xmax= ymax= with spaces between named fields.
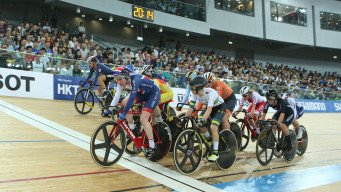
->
xmin=61 ymin=23 xmax=70 ymax=34
xmin=42 ymin=22 xmax=51 ymax=33
xmin=107 ymin=52 xmax=114 ymax=64
xmin=103 ymin=47 xmax=111 ymax=60
xmin=25 ymin=46 xmax=35 ymax=64
xmin=73 ymin=61 xmax=81 ymax=77
xmin=0 ymin=44 xmax=11 ymax=68
xmin=80 ymin=43 xmax=89 ymax=57
xmin=60 ymin=60 xmax=73 ymax=76
xmin=162 ymin=66 xmax=171 ymax=82
xmin=96 ymin=49 xmax=103 ymax=63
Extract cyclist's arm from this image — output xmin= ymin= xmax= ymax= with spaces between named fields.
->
xmin=260 ymin=102 xmax=269 ymax=120
xmin=110 ymin=84 xmax=123 ymax=106
xmin=278 ymin=113 xmax=285 ymax=124
xmin=277 ymin=100 xmax=287 ymax=124
xmin=121 ymin=78 xmax=141 ymax=118
xmin=202 ymin=106 xmax=212 ymax=120
xmin=180 ymin=84 xmax=191 ymax=107
xmin=185 ymin=94 xmax=196 ymax=117
xmin=250 ymin=93 xmax=257 ymax=114
xmin=85 ymin=68 xmax=94 ymax=80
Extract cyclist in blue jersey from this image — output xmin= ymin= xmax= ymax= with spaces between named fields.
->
xmin=176 ymin=71 xmax=197 ymax=111
xmin=82 ymin=56 xmax=115 ymax=97
xmin=113 ymin=67 xmax=162 ymax=157
xmin=140 ymin=65 xmax=165 ymax=81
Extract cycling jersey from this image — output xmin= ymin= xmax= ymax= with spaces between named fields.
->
xmin=86 ymin=63 xmax=114 ymax=86
xmin=152 ymin=73 xmax=165 ymax=81
xmin=285 ymin=97 xmax=304 ymax=119
xmin=121 ymin=74 xmax=161 ymax=118
xmin=189 ymin=88 xmax=224 ymax=108
xmin=153 ymin=78 xmax=173 ymax=104
xmin=240 ymin=91 xmax=265 ymax=106
xmin=264 ymin=99 xmax=295 ymax=126
xmin=212 ymin=80 xmax=233 ymax=100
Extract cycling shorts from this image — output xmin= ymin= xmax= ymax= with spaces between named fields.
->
xmin=159 ymin=90 xmax=173 ymax=105
xmin=104 ymin=73 xmax=115 ymax=85
xmin=224 ymin=92 xmax=236 ymax=114
xmin=296 ymin=106 xmax=304 ymax=119
xmin=272 ymin=111 xmax=295 ymax=126
xmin=135 ymin=88 xmax=161 ymax=113
xmin=199 ymin=103 xmax=227 ymax=128
xmin=247 ymin=100 xmax=266 ymax=119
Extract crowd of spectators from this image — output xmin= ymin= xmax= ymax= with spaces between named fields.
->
xmin=0 ymin=13 xmax=340 ymax=100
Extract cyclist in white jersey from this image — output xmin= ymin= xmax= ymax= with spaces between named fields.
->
xmin=281 ymin=93 xmax=305 ymax=140
xmin=184 ymin=76 xmax=228 ymax=162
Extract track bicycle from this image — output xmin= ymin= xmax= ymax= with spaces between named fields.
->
xmin=255 ymin=119 xmax=298 ymax=166
xmin=173 ymin=115 xmax=238 ymax=174
xmin=232 ymin=110 xmax=261 ymax=151
xmin=90 ymin=103 xmax=172 ymax=167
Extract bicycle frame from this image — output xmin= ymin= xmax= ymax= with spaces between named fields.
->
xmin=235 ymin=110 xmax=258 ymax=138
xmin=108 ymin=109 xmax=162 ymax=149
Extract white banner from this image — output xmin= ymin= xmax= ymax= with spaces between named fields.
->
xmin=0 ymin=68 xmax=53 ymax=99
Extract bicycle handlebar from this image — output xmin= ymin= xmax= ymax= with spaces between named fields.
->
xmin=256 ymin=119 xmax=279 ymax=128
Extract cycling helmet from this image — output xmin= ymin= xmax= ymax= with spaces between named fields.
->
xmin=281 ymin=93 xmax=289 ymax=100
xmin=189 ymin=76 xmax=207 ymax=93
xmin=127 ymin=64 xmax=134 ymax=72
xmin=266 ymin=89 xmax=280 ymax=100
xmin=203 ymin=72 xmax=215 ymax=82
xmin=185 ymin=71 xmax=197 ymax=81
xmin=113 ymin=67 xmax=131 ymax=80
xmin=240 ymin=86 xmax=251 ymax=95
xmin=87 ymin=56 xmax=97 ymax=63
xmin=140 ymin=65 xmax=152 ymax=75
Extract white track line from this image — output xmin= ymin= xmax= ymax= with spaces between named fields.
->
xmin=0 ymin=100 xmax=223 ymax=192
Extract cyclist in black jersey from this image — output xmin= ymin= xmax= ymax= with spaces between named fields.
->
xmin=259 ymin=90 xmax=295 ymax=150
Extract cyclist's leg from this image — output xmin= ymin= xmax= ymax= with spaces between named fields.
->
xmin=141 ymin=89 xmax=161 ymax=148
xmin=247 ymin=104 xmax=256 ymax=128
xmin=209 ymin=104 xmax=226 ymax=161
xmin=97 ymin=74 xmax=106 ymax=97
xmin=222 ymin=93 xmax=236 ymax=130
xmin=122 ymin=94 xmax=139 ymax=124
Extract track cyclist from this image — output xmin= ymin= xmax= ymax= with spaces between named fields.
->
xmin=202 ymin=72 xmax=237 ymax=130
xmin=104 ymin=67 xmax=162 ymax=157
xmin=281 ymin=93 xmax=305 ymax=140
xmin=260 ymin=90 xmax=295 ymax=150
xmin=176 ymin=71 xmax=198 ymax=111
xmin=140 ymin=65 xmax=165 ymax=81
xmin=184 ymin=76 xmax=228 ymax=162
xmin=233 ymin=86 xmax=265 ymax=135
xmin=82 ymin=56 xmax=115 ymax=98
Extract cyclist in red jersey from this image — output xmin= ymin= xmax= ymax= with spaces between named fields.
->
xmin=233 ymin=86 xmax=265 ymax=134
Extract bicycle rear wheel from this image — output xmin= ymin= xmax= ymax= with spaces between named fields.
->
xmin=173 ymin=129 xmax=203 ymax=175
xmin=90 ymin=121 xmax=126 ymax=167
xmin=230 ymin=122 xmax=242 ymax=151
xmin=256 ymin=129 xmax=274 ymax=166
xmin=216 ymin=129 xmax=238 ymax=170
xmin=283 ymin=129 xmax=298 ymax=162
xmin=238 ymin=120 xmax=250 ymax=151
xmin=74 ymin=88 xmax=95 ymax=114
xmin=296 ymin=125 xmax=308 ymax=156
xmin=144 ymin=122 xmax=172 ymax=162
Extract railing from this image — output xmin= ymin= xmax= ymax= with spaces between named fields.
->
xmin=119 ymin=0 xmax=206 ymax=21
xmin=0 ymin=48 xmax=340 ymax=101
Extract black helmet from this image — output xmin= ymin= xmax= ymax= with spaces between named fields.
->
xmin=189 ymin=76 xmax=207 ymax=92
xmin=266 ymin=89 xmax=279 ymax=100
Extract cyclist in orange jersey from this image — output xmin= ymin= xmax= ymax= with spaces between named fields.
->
xmin=200 ymin=72 xmax=237 ymax=130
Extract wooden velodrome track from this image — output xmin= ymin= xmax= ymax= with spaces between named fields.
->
xmin=1 ymin=96 xmax=341 ymax=191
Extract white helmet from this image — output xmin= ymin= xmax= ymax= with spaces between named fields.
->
xmin=240 ymin=86 xmax=251 ymax=95
xmin=281 ymin=93 xmax=289 ymax=100
xmin=203 ymin=72 xmax=215 ymax=81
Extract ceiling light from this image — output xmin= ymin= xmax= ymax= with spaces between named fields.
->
xmin=127 ymin=20 xmax=130 ymax=25
xmin=228 ymin=41 xmax=233 ymax=45
xmin=130 ymin=24 xmax=134 ymax=27
xmin=81 ymin=14 xmax=85 ymax=18
xmin=144 ymin=23 xmax=148 ymax=28
xmin=159 ymin=26 xmax=163 ymax=32
xmin=76 ymin=7 xmax=81 ymax=13
xmin=109 ymin=16 xmax=113 ymax=22
xmin=99 ymin=17 xmax=102 ymax=21
xmin=333 ymin=56 xmax=337 ymax=59
xmin=186 ymin=32 xmax=189 ymax=37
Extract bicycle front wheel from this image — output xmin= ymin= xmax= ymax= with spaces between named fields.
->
xmin=173 ymin=129 xmax=203 ymax=175
xmin=90 ymin=121 xmax=126 ymax=167
xmin=74 ymin=88 xmax=95 ymax=114
xmin=256 ymin=129 xmax=274 ymax=166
